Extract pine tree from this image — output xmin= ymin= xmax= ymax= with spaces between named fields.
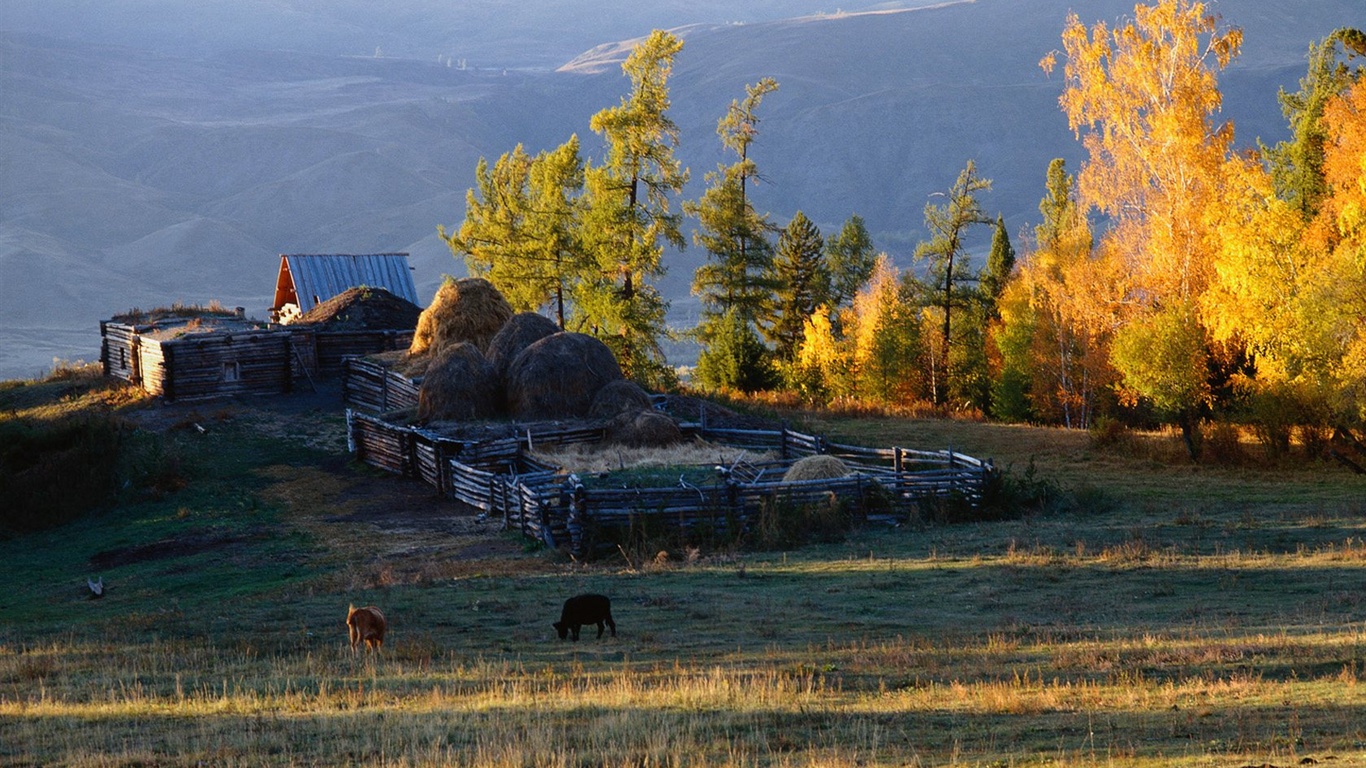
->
xmin=526 ymin=136 xmax=587 ymax=328
xmin=980 ymin=215 xmax=1015 ymax=312
xmin=580 ymin=30 xmax=689 ymax=388
xmin=825 ymin=214 xmax=879 ymax=311
xmin=693 ymin=308 xmax=774 ymax=393
xmin=764 ymin=211 xmax=828 ymax=363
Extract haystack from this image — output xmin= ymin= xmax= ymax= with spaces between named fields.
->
xmin=486 ymin=312 xmax=560 ymax=380
xmin=416 ymin=342 xmax=500 ymax=421
xmin=589 ymin=379 xmax=653 ymax=419
xmin=607 ymin=409 xmax=683 ymax=448
xmin=505 ymin=332 xmax=623 ymax=419
xmin=782 ymin=455 xmax=850 ymax=482
xmin=409 ymin=277 xmax=513 ymax=357
xmin=297 ymin=286 xmax=421 ymax=330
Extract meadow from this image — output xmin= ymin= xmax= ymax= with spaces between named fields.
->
xmin=2 ymin=369 xmax=1365 ymax=766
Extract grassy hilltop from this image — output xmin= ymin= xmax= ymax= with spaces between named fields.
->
xmin=2 ymin=367 xmax=1366 ymax=766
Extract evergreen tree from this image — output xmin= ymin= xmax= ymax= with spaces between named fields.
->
xmin=764 ymin=211 xmax=828 ymax=363
xmin=825 ymin=214 xmax=879 ymax=311
xmin=913 ymin=160 xmax=992 ymax=405
xmin=579 ymin=30 xmax=689 ymax=388
xmin=1264 ymin=28 xmax=1366 ymax=220
xmin=693 ymin=308 xmax=775 ymax=393
xmin=980 ymin=214 xmax=1015 ymax=312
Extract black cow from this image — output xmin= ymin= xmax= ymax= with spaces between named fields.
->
xmin=553 ymin=593 xmax=616 ymax=641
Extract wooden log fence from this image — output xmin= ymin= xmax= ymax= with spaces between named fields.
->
xmin=342 ymin=357 xmax=421 ymax=413
xmin=347 ymin=411 xmax=996 ymax=556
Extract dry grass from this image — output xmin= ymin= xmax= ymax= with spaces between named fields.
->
xmin=6 ymin=377 xmax=1366 ymax=766
xmin=530 ymin=438 xmax=778 ymax=475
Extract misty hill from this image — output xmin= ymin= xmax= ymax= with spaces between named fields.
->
xmin=0 ymin=0 xmax=1356 ymax=379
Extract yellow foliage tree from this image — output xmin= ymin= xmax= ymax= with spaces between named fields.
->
xmin=1045 ymin=0 xmax=1241 ymax=455
xmin=1316 ymin=80 xmax=1366 ymax=416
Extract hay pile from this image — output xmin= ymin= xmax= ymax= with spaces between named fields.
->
xmin=417 ymin=342 xmax=500 ymax=421
xmin=486 ymin=312 xmax=560 ymax=380
xmin=409 ymin=277 xmax=513 ymax=357
xmin=782 ymin=455 xmax=850 ymax=482
xmin=505 ymin=332 xmax=623 ymax=419
xmin=589 ymin=380 xmax=653 ymax=419
xmin=297 ymin=287 xmax=421 ymax=330
xmin=607 ymin=409 xmax=683 ymax=448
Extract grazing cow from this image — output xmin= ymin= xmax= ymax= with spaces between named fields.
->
xmin=553 ymin=593 xmax=616 ymax=641
xmin=346 ymin=604 xmax=387 ymax=652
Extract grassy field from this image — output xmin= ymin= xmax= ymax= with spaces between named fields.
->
xmin=3 ymin=370 xmax=1366 ymax=766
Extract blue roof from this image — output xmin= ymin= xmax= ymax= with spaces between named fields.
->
xmin=274 ymin=253 xmax=419 ymax=314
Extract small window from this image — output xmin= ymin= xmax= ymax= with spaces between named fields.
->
xmin=118 ymin=348 xmax=127 ymax=370
xmin=222 ymin=361 xmax=241 ymax=382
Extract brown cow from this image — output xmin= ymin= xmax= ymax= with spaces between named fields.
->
xmin=346 ymin=604 xmax=387 ymax=652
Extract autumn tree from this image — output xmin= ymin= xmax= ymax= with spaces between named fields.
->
xmin=1045 ymin=0 xmax=1242 ymax=455
xmin=686 ymin=78 xmax=780 ymax=390
xmin=913 ymin=160 xmax=992 ymax=406
xmin=580 ymin=29 xmax=689 ymax=387
xmin=848 ymin=256 xmax=924 ymax=405
xmin=764 ymin=211 xmax=829 ymax=364
xmin=1316 ymin=80 xmax=1366 ymax=420
xmin=997 ymin=158 xmax=1111 ymax=427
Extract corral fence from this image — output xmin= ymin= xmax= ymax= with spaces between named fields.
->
xmin=347 ymin=408 xmax=995 ymax=557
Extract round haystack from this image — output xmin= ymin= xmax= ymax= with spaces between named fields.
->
xmin=783 ymin=455 xmax=850 ymax=482
xmin=296 ymin=287 xmax=422 ymax=330
xmin=607 ymin=409 xmax=684 ymax=448
xmin=505 ymin=332 xmax=623 ymax=419
xmin=486 ymin=312 xmax=561 ymax=380
xmin=589 ymin=379 xmax=653 ymax=419
xmin=409 ymin=277 xmax=513 ymax=357
xmin=417 ymin=342 xmax=501 ymax=421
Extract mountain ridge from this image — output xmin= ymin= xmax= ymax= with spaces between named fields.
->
xmin=0 ymin=0 xmax=1356 ymax=378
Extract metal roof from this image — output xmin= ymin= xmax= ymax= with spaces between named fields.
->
xmin=274 ymin=253 xmax=419 ymax=314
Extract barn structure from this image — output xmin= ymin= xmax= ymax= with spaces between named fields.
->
xmin=271 ymin=253 xmax=418 ymax=324
xmin=104 ymin=286 xmax=421 ymax=402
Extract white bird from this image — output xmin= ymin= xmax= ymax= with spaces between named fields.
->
xmin=87 ymin=577 xmax=104 ymax=599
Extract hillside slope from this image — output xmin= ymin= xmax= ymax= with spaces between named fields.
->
xmin=0 ymin=0 xmax=1357 ymax=378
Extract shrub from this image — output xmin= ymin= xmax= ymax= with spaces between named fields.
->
xmin=0 ymin=414 xmax=125 ymax=534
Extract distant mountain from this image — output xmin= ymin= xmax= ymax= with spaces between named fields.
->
xmin=0 ymin=0 xmax=1357 ymax=379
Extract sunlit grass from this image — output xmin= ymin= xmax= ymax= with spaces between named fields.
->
xmin=5 ymin=371 xmax=1366 ymax=765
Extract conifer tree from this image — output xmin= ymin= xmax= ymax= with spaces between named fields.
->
xmin=980 ymin=215 xmax=1015 ymax=312
xmin=825 ymin=214 xmax=879 ymax=312
xmin=764 ymin=211 xmax=829 ymax=363
xmin=685 ymin=79 xmax=779 ymax=390
xmin=444 ymin=145 xmax=535 ymax=304
xmin=1264 ymin=28 xmax=1365 ymax=220
xmin=579 ymin=30 xmax=689 ymax=388
xmin=914 ymin=160 xmax=992 ymax=406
